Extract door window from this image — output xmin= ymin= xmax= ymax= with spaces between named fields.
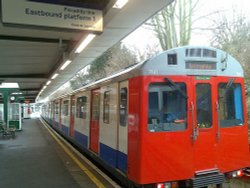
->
xmin=92 ymin=92 xmax=100 ymax=121
xmin=196 ymin=84 xmax=212 ymax=128
xmin=119 ymin=87 xmax=128 ymax=126
xmin=103 ymin=91 xmax=110 ymax=124
xmin=218 ymin=83 xmax=244 ymax=127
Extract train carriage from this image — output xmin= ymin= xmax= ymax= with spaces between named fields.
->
xmin=41 ymin=46 xmax=250 ymax=188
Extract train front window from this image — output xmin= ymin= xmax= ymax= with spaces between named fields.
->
xmin=196 ymin=84 xmax=212 ymax=128
xmin=148 ymin=82 xmax=187 ymax=132
xmin=218 ymin=83 xmax=244 ymax=127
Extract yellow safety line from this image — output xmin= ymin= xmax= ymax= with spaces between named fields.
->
xmin=40 ymin=119 xmax=106 ymax=188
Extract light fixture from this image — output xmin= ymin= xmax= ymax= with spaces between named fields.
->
xmin=12 ymin=92 xmax=23 ymax=95
xmin=75 ymin=34 xmax=96 ymax=53
xmin=46 ymin=80 xmax=51 ymax=85
xmin=43 ymin=85 xmax=47 ymax=90
xmin=113 ymin=0 xmax=128 ymax=9
xmin=51 ymin=73 xmax=59 ymax=79
xmin=60 ymin=60 xmax=72 ymax=70
xmin=0 ymin=82 xmax=19 ymax=88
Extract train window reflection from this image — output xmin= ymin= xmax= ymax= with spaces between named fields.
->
xmin=76 ymin=96 xmax=87 ymax=119
xmin=148 ymin=82 xmax=187 ymax=132
xmin=55 ymin=102 xmax=59 ymax=115
xmin=196 ymin=84 xmax=212 ymax=128
xmin=119 ymin=88 xmax=128 ymax=126
xmin=103 ymin=91 xmax=110 ymax=124
xmin=63 ymin=100 xmax=69 ymax=116
xmin=218 ymin=83 xmax=244 ymax=127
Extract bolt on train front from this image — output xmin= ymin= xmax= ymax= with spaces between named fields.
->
xmin=42 ymin=46 xmax=250 ymax=188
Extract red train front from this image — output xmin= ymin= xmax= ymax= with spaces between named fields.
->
xmin=127 ymin=46 xmax=250 ymax=187
xmin=42 ymin=46 xmax=250 ymax=188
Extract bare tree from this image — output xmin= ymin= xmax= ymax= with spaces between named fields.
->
xmin=211 ymin=14 xmax=250 ymax=78
xmin=146 ymin=0 xmax=199 ymax=50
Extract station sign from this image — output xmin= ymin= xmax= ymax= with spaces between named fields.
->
xmin=1 ymin=0 xmax=103 ymax=32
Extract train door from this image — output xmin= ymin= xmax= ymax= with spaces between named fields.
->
xmin=192 ymin=77 xmax=217 ymax=171
xmin=216 ymin=77 xmax=249 ymax=171
xmin=69 ymin=95 xmax=76 ymax=137
xmin=90 ymin=89 xmax=100 ymax=154
xmin=117 ymin=81 xmax=128 ymax=172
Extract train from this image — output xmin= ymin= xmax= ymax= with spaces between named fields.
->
xmin=41 ymin=46 xmax=250 ymax=188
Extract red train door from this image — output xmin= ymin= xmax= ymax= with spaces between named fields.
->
xmin=69 ymin=96 xmax=75 ymax=137
xmin=216 ymin=77 xmax=249 ymax=171
xmin=90 ymin=89 xmax=100 ymax=154
xmin=192 ymin=77 xmax=217 ymax=172
xmin=117 ymin=81 xmax=128 ymax=172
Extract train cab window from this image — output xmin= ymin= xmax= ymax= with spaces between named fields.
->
xmin=76 ymin=96 xmax=87 ymax=119
xmin=148 ymin=82 xmax=187 ymax=132
xmin=103 ymin=91 xmax=110 ymax=124
xmin=196 ymin=84 xmax=212 ymax=128
xmin=63 ymin=100 xmax=69 ymax=116
xmin=218 ymin=83 xmax=244 ymax=127
xmin=168 ymin=54 xmax=177 ymax=65
xmin=120 ymin=88 xmax=128 ymax=126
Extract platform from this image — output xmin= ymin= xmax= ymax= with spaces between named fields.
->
xmin=0 ymin=118 xmax=116 ymax=188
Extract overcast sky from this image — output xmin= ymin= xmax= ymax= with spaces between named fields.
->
xmin=123 ymin=0 xmax=250 ymax=50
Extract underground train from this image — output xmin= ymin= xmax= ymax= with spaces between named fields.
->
xmin=41 ymin=46 xmax=250 ymax=188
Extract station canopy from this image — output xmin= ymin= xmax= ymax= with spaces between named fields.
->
xmin=0 ymin=0 xmax=172 ymax=103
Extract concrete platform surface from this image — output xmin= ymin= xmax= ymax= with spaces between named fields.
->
xmin=0 ymin=119 xmax=100 ymax=188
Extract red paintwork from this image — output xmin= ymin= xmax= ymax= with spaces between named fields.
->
xmin=127 ymin=75 xmax=250 ymax=185
xmin=69 ymin=95 xmax=75 ymax=137
xmin=215 ymin=77 xmax=250 ymax=172
xmin=192 ymin=77 xmax=217 ymax=172
xmin=90 ymin=88 xmax=100 ymax=154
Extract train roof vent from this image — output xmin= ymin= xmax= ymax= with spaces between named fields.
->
xmin=186 ymin=48 xmax=217 ymax=58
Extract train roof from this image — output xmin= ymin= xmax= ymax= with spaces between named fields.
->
xmin=50 ymin=46 xmax=244 ymax=100
xmin=140 ymin=46 xmax=243 ymax=78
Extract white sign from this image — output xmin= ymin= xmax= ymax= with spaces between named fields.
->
xmin=1 ymin=0 xmax=103 ymax=32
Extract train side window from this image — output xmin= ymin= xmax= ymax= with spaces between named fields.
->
xmin=218 ymin=83 xmax=244 ymax=127
xmin=55 ymin=102 xmax=59 ymax=114
xmin=76 ymin=96 xmax=87 ymax=119
xmin=63 ymin=100 xmax=69 ymax=116
xmin=148 ymin=82 xmax=187 ymax=132
xmin=119 ymin=88 xmax=128 ymax=126
xmin=196 ymin=84 xmax=212 ymax=128
xmin=103 ymin=91 xmax=110 ymax=124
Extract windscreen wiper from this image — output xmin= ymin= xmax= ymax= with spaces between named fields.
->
xmin=164 ymin=78 xmax=188 ymax=99
xmin=225 ymin=78 xmax=235 ymax=93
